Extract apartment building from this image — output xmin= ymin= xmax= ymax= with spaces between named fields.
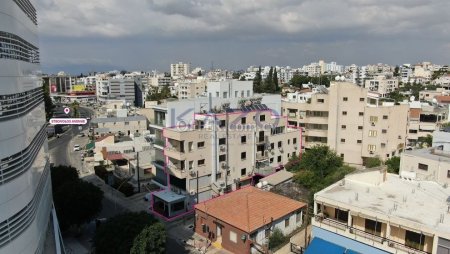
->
xmin=108 ymin=77 xmax=143 ymax=106
xmin=364 ymin=75 xmax=398 ymax=97
xmin=171 ymin=62 xmax=190 ymax=78
xmin=407 ymin=101 xmax=448 ymax=146
xmin=207 ymin=80 xmax=253 ymax=99
xmin=91 ymin=115 xmax=148 ymax=135
xmin=148 ymin=82 xmax=301 ymax=218
xmin=0 ymin=1 xmax=62 ymax=253
xmin=282 ymin=82 xmax=409 ymax=165
xmin=311 ymin=169 xmax=450 ymax=254
xmin=43 ymin=74 xmax=74 ymax=94
xmin=177 ymin=78 xmax=207 ymax=99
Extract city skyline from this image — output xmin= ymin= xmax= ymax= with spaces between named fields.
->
xmin=38 ymin=0 xmax=450 ymax=74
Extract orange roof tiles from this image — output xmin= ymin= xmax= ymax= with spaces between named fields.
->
xmin=195 ymin=186 xmax=305 ymax=233
xmin=436 ymin=96 xmax=450 ymax=104
xmin=410 ymin=108 xmax=421 ymax=119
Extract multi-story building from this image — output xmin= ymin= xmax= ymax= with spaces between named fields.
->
xmin=311 ymin=169 xmax=450 ymax=254
xmin=207 ymin=80 xmax=253 ymax=99
xmin=95 ymin=76 xmax=110 ymax=102
xmin=43 ymin=74 xmax=75 ymax=95
xmin=282 ymin=82 xmax=409 ymax=165
xmin=364 ymin=75 xmax=398 ymax=97
xmin=407 ymin=101 xmax=448 ymax=147
xmin=148 ymin=81 xmax=301 ymax=218
xmin=0 ymin=1 xmax=62 ymax=253
xmin=108 ymin=77 xmax=143 ymax=106
xmin=170 ymin=62 xmax=190 ymax=78
xmin=176 ymin=78 xmax=207 ymax=99
xmin=91 ymin=115 xmax=148 ymax=136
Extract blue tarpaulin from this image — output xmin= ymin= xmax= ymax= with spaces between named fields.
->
xmin=305 ymin=238 xmax=361 ymax=254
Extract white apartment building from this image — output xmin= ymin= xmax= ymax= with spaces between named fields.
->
xmin=147 ymin=81 xmax=300 ymax=218
xmin=364 ymin=75 xmax=398 ymax=97
xmin=91 ymin=115 xmax=148 ymax=136
xmin=170 ymin=62 xmax=190 ymax=78
xmin=433 ymin=75 xmax=450 ymax=88
xmin=207 ymin=80 xmax=253 ymax=99
xmin=96 ymin=76 xmax=109 ymax=102
xmin=312 ymin=169 xmax=450 ymax=254
xmin=282 ymin=82 xmax=409 ymax=165
xmin=0 ymin=1 xmax=62 ymax=253
xmin=149 ymin=75 xmax=172 ymax=87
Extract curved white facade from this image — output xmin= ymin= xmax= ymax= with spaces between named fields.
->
xmin=0 ymin=1 xmax=53 ymax=253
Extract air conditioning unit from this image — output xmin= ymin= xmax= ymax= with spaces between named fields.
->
xmin=190 ymin=171 xmax=196 ymax=176
xmin=294 ymin=146 xmax=298 ymax=150
xmin=220 ymin=145 xmax=226 ymax=152
xmin=264 ymin=151 xmax=269 ymax=157
xmin=279 ymin=147 xmax=284 ymax=153
xmin=221 ymin=162 xmax=227 ymax=169
xmin=369 ymin=151 xmax=374 ymax=154
xmin=371 ymin=122 xmax=375 ymax=126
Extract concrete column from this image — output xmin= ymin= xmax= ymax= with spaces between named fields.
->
xmin=432 ymin=235 xmax=439 ymax=254
xmin=386 ymin=222 xmax=391 ymax=238
xmin=347 ymin=213 xmax=353 ymax=228
xmin=313 ymin=202 xmax=318 ymax=215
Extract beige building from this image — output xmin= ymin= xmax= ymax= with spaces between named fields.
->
xmin=176 ymin=78 xmax=207 ymax=99
xmin=364 ymin=75 xmax=398 ymax=97
xmin=282 ymin=82 xmax=409 ymax=165
xmin=312 ymin=169 xmax=450 ymax=254
xmin=91 ymin=115 xmax=148 ymax=135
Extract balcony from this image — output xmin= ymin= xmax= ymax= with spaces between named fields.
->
xmin=164 ymin=147 xmax=186 ymax=161
xmin=167 ymin=163 xmax=187 ymax=179
xmin=256 ymin=151 xmax=269 ymax=161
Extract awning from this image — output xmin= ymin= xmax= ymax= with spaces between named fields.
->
xmin=305 ymin=238 xmax=360 ymax=254
xmin=107 ymin=153 xmax=125 ymax=161
xmin=85 ymin=141 xmax=94 ymax=150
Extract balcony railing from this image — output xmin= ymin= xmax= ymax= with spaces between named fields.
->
xmin=314 ymin=216 xmax=430 ymax=254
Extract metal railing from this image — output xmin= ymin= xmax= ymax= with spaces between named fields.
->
xmin=0 ymin=88 xmax=43 ymax=121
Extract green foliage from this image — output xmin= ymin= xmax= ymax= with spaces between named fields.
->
xmin=399 ymin=83 xmax=439 ymax=100
xmin=393 ymin=66 xmax=400 ymax=77
xmin=253 ymin=66 xmax=263 ymax=93
xmin=293 ymin=170 xmax=317 ymax=189
xmin=418 ymin=134 xmax=433 ymax=148
xmin=366 ymin=157 xmax=382 ymax=168
xmin=387 ymin=90 xmax=406 ymax=103
xmin=94 ymin=212 xmax=157 ymax=254
xmin=53 ymin=180 xmax=103 ymax=229
xmin=42 ymin=82 xmax=54 ymax=120
xmin=146 ymin=86 xmax=172 ymax=102
xmin=130 ymin=223 xmax=166 ymax=254
xmin=289 ymin=75 xmax=332 ymax=87
xmin=298 ymin=145 xmax=343 ymax=178
xmin=273 ymin=68 xmax=279 ymax=92
xmin=50 ymin=165 xmax=79 ymax=190
xmin=232 ymin=72 xmax=240 ymax=79
xmin=285 ymin=153 xmax=301 ymax=171
xmin=71 ymin=101 xmax=79 ymax=117
xmin=432 ymin=68 xmax=450 ymax=80
xmin=268 ymin=228 xmax=287 ymax=250
xmin=385 ymin=156 xmax=400 ymax=174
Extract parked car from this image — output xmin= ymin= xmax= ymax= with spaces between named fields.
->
xmin=73 ymin=145 xmax=81 ymax=151
xmin=78 ymin=132 xmax=85 ymax=137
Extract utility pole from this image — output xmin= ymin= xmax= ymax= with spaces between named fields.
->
xmin=137 ymin=151 xmax=140 ymax=193
xmin=196 ymin=170 xmax=199 ymax=203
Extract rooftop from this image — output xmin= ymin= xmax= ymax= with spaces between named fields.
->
xmin=91 ymin=115 xmax=146 ymax=123
xmin=195 ymin=186 xmax=305 ymax=233
xmin=316 ymin=169 xmax=450 ymax=235
xmin=403 ymin=147 xmax=450 ymax=162
xmin=259 ymin=170 xmax=293 ymax=186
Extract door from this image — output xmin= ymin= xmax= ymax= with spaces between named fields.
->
xmin=216 ymin=224 xmax=222 ymax=237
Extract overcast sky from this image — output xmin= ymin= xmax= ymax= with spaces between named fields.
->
xmin=37 ymin=0 xmax=450 ymax=74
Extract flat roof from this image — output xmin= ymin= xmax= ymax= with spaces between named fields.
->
xmin=153 ymin=190 xmax=185 ymax=203
xmin=260 ymin=170 xmax=293 ymax=186
xmin=403 ymin=148 xmax=450 ymax=163
xmin=91 ymin=115 xmax=146 ymax=123
xmin=195 ymin=186 xmax=305 ymax=233
xmin=316 ymin=170 xmax=450 ymax=235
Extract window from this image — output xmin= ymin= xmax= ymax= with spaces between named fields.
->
xmin=219 ymin=120 xmax=226 ymax=127
xmin=198 ymin=142 xmax=205 ymax=148
xmin=370 ymin=116 xmax=378 ymax=122
xmin=271 ymin=143 xmax=275 ymax=149
xmin=285 ymin=218 xmax=290 ymax=227
xmin=229 ymin=231 xmax=237 ymax=243
xmin=365 ymin=219 xmax=381 ymax=236
xmin=381 ymin=143 xmax=386 ymax=148
xmin=124 ymin=122 xmax=129 ymax=125
xmin=382 ymin=129 xmax=387 ymax=134
xmin=296 ymin=211 xmax=302 ymax=223
xmin=368 ymin=145 xmax=376 ymax=152
xmin=405 ymin=230 xmax=425 ymax=251
xmin=270 ymin=158 xmax=274 ymax=163
xmin=198 ymin=159 xmax=205 ymax=166
xmin=250 ymin=232 xmax=257 ymax=241
xmin=277 ymin=156 xmax=282 ymax=162
xmin=223 ymin=92 xmax=227 ymax=98
xmin=241 ymin=168 xmax=246 ymax=176
xmin=247 ymin=90 xmax=250 ymax=97
xmin=341 ymin=125 xmax=346 ymax=129
xmin=219 ymin=138 xmax=226 ymax=145
xmin=216 ymin=172 xmax=222 ymax=179
xmin=343 ymin=97 xmax=348 ymax=101
xmin=288 ymin=139 xmax=290 ymax=145
xmin=340 ymin=139 xmax=345 ymax=143
xmin=293 ymin=138 xmax=297 ymax=144
xmin=418 ymin=163 xmax=428 ymax=171
xmin=342 ymin=111 xmax=347 ymax=116
xmin=360 ymin=98 xmax=365 ymax=102
xmin=219 ymin=154 xmax=226 ymax=162
xmin=357 ymin=140 xmax=362 ymax=144
xmin=358 ymin=126 xmax=363 ymax=130
xmin=241 ymin=152 xmax=246 ymax=160
xmin=359 ymin=112 xmax=364 ymax=116
xmin=317 ymin=99 xmax=324 ymax=103
xmin=383 ymin=115 xmax=388 ymax=120
xmin=340 ymin=153 xmax=344 ymax=158
xmin=409 ymin=129 xmax=418 ymax=134
xmin=447 ymin=170 xmax=450 ymax=178
xmin=334 ymin=209 xmax=348 ymax=223
xmin=241 ymin=136 xmax=247 ymax=144
xmin=369 ymin=130 xmax=377 ymax=137
xmin=278 ymin=141 xmax=282 ymax=148
xmin=241 ymin=117 xmax=246 ymax=124
xmin=260 ymin=114 xmax=266 ymax=122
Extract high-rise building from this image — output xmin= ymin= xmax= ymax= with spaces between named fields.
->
xmin=0 ymin=1 xmax=62 ymax=253
xmin=170 ymin=62 xmax=190 ymax=78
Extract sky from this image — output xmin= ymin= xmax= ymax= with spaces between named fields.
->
xmin=37 ymin=0 xmax=450 ymax=74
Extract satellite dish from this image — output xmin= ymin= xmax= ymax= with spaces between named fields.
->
xmin=335 ymin=76 xmax=341 ymax=81
xmin=256 ymin=182 xmax=262 ymax=188
xmin=432 ymin=98 xmax=438 ymax=104
xmin=410 ymin=96 xmax=415 ymax=102
xmin=262 ymin=181 xmax=268 ymax=186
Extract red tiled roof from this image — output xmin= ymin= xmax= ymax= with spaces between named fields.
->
xmin=195 ymin=186 xmax=305 ymax=233
xmin=107 ymin=153 xmax=125 ymax=161
xmin=436 ymin=96 xmax=450 ymax=104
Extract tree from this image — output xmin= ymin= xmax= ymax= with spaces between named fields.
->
xmin=146 ymin=86 xmax=172 ymax=102
xmin=130 ymin=223 xmax=166 ymax=254
xmin=418 ymin=134 xmax=433 ymax=147
xmin=53 ymin=180 xmax=103 ymax=229
xmin=94 ymin=212 xmax=157 ymax=254
xmin=232 ymin=72 xmax=240 ymax=79
xmin=298 ymin=145 xmax=343 ymax=178
xmin=71 ymin=101 xmax=79 ymax=117
xmin=366 ymin=157 xmax=382 ymax=168
xmin=273 ymin=68 xmax=279 ymax=92
xmin=253 ymin=66 xmax=263 ymax=93
xmin=43 ymin=82 xmax=54 ymax=120
xmin=50 ymin=165 xmax=79 ymax=191
xmin=385 ymin=156 xmax=400 ymax=174
xmin=268 ymin=228 xmax=287 ymax=250
xmin=120 ymin=70 xmax=127 ymax=75
xmin=394 ymin=65 xmax=400 ymax=77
